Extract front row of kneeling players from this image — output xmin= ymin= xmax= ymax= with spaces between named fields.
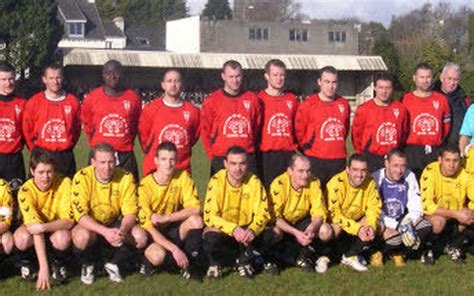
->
xmin=1 ymin=142 xmax=473 ymax=289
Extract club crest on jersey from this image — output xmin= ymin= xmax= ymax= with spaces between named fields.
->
xmin=183 ymin=111 xmax=190 ymax=122
xmin=286 ymin=101 xmax=293 ymax=110
xmin=64 ymin=105 xmax=72 ymax=115
xmin=123 ymin=100 xmax=131 ymax=112
xmin=14 ymin=105 xmax=21 ymax=116
xmin=338 ymin=104 xmax=345 ymax=114
xmin=243 ymin=100 xmax=250 ymax=110
xmin=393 ymin=108 xmax=400 ymax=118
xmin=432 ymin=100 xmax=440 ymax=110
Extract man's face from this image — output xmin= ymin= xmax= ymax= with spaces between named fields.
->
xmin=0 ymin=71 xmax=15 ymax=96
xmin=384 ymin=155 xmax=407 ymax=182
xmin=154 ymin=149 xmax=177 ymax=177
xmin=224 ymin=153 xmax=248 ymax=183
xmin=92 ymin=151 xmax=116 ymax=181
xmin=288 ymin=158 xmax=311 ymax=189
xmin=265 ymin=65 xmax=286 ymax=91
xmin=374 ymin=79 xmax=393 ymax=103
xmin=221 ymin=66 xmax=242 ymax=93
xmin=413 ymin=68 xmax=433 ymax=92
xmin=102 ymin=64 xmax=123 ymax=90
xmin=440 ymin=68 xmax=460 ymax=94
xmin=161 ymin=70 xmax=182 ymax=98
xmin=42 ymin=68 xmax=63 ymax=94
xmin=439 ymin=151 xmax=461 ymax=178
xmin=317 ymin=72 xmax=337 ymax=98
xmin=346 ymin=160 xmax=368 ymax=188
xmin=31 ymin=163 xmax=55 ymax=192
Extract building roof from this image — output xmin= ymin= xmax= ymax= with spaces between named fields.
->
xmin=63 ymin=48 xmax=387 ymax=71
xmin=125 ymin=25 xmax=165 ymax=50
xmin=58 ymin=0 xmax=106 ymax=40
xmin=103 ymin=21 xmax=126 ymax=38
xmin=57 ymin=0 xmax=86 ymax=22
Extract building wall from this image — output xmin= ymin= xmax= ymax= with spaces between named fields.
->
xmin=200 ymin=20 xmax=358 ymax=55
xmin=58 ymin=39 xmax=106 ymax=48
xmin=166 ymin=16 xmax=201 ymax=53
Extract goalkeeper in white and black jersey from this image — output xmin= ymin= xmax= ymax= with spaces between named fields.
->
xmin=372 ymin=149 xmax=432 ymax=266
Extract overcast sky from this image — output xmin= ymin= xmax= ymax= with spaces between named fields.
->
xmin=187 ymin=0 xmax=474 ymax=27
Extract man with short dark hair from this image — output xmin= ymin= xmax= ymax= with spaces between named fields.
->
xmin=23 ymin=65 xmax=81 ymax=178
xmin=81 ymin=60 xmax=141 ymax=181
xmin=420 ymin=145 xmax=474 ymax=264
xmin=138 ymin=141 xmax=203 ymax=280
xmin=402 ymin=63 xmax=451 ymax=179
xmin=295 ymin=66 xmax=350 ymax=187
xmin=71 ymin=143 xmax=147 ymax=284
xmin=203 ymin=146 xmax=271 ymax=279
xmin=257 ymin=59 xmax=299 ymax=188
xmin=352 ymin=72 xmax=408 ymax=172
xmin=326 ymin=154 xmax=382 ymax=272
xmin=201 ymin=60 xmax=262 ymax=176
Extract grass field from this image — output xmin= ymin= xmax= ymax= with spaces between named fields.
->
xmin=3 ymin=135 xmax=474 ymax=295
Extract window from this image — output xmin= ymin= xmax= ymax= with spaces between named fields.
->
xmin=249 ymin=27 xmax=268 ymax=40
xmin=289 ymin=28 xmax=308 ymax=42
xmin=68 ymin=23 xmax=84 ymax=37
xmin=105 ymin=41 xmax=112 ymax=49
xmin=328 ymin=31 xmax=346 ymax=43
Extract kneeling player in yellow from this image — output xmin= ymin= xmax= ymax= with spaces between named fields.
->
xmin=71 ymin=143 xmax=147 ymax=284
xmin=268 ymin=154 xmax=332 ymax=274
xmin=138 ymin=142 xmax=203 ymax=280
xmin=420 ymin=145 xmax=474 ymax=264
xmin=13 ymin=150 xmax=73 ymax=290
xmin=203 ymin=146 xmax=271 ymax=279
xmin=327 ymin=154 xmax=382 ymax=272
xmin=0 ymin=179 xmax=14 ymax=262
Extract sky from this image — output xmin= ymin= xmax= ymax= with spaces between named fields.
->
xmin=187 ymin=0 xmax=474 ymax=27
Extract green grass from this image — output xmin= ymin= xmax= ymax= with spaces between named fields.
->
xmin=5 ymin=134 xmax=474 ymax=294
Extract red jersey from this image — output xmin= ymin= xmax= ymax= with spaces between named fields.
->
xmin=295 ymin=94 xmax=350 ymax=159
xmin=258 ymin=90 xmax=298 ymax=152
xmin=0 ymin=96 xmax=26 ymax=153
xmin=352 ymin=99 xmax=408 ymax=156
xmin=139 ymin=98 xmax=200 ymax=176
xmin=201 ymin=89 xmax=262 ymax=158
xmin=401 ymin=91 xmax=451 ymax=146
xmin=23 ymin=92 xmax=81 ymax=151
xmin=81 ymin=86 xmax=141 ymax=152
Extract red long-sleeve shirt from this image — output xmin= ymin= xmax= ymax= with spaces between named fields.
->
xmin=352 ymin=99 xmax=408 ymax=156
xmin=138 ymin=98 xmax=200 ymax=176
xmin=295 ymin=94 xmax=350 ymax=159
xmin=0 ymin=97 xmax=26 ymax=153
xmin=401 ymin=91 xmax=451 ymax=146
xmin=201 ymin=89 xmax=262 ymax=159
xmin=23 ymin=92 xmax=81 ymax=151
xmin=81 ymin=86 xmax=141 ymax=152
xmin=258 ymin=90 xmax=298 ymax=152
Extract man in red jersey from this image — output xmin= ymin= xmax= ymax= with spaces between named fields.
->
xmin=401 ymin=63 xmax=451 ymax=179
xmin=0 ymin=62 xmax=26 ymax=185
xmin=139 ymin=69 xmax=200 ymax=176
xmin=257 ymin=59 xmax=298 ymax=188
xmin=81 ymin=60 xmax=141 ymax=181
xmin=352 ymin=72 xmax=408 ymax=173
xmin=295 ymin=66 xmax=350 ymax=187
xmin=201 ymin=60 xmax=262 ymax=176
xmin=23 ymin=65 xmax=81 ymax=178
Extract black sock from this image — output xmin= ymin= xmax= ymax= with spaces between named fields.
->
xmin=184 ymin=229 xmax=203 ymax=263
xmin=345 ymin=237 xmax=371 ymax=257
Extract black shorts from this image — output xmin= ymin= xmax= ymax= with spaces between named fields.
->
xmin=404 ymin=144 xmax=442 ymax=179
xmin=35 ymin=147 xmax=76 ymax=178
xmin=307 ymin=157 xmax=346 ymax=188
xmin=258 ymin=150 xmax=294 ymax=189
xmin=0 ymin=151 xmax=25 ymax=184
xmin=363 ymin=152 xmax=385 ymax=174
xmin=210 ymin=153 xmax=257 ymax=177
xmin=88 ymin=150 xmax=139 ymax=182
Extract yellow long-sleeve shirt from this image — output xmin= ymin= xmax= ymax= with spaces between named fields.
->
xmin=203 ymin=170 xmax=270 ymax=236
xmin=138 ymin=170 xmax=200 ymax=229
xmin=0 ymin=179 xmax=13 ymax=226
xmin=72 ymin=165 xmax=138 ymax=225
xmin=18 ymin=175 xmax=73 ymax=225
xmin=270 ymin=172 xmax=326 ymax=224
xmin=421 ymin=161 xmax=473 ymax=215
xmin=327 ymin=171 xmax=381 ymax=236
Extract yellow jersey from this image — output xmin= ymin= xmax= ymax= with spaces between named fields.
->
xmin=203 ymin=170 xmax=270 ymax=236
xmin=327 ymin=171 xmax=381 ymax=236
xmin=18 ymin=175 xmax=73 ymax=225
xmin=464 ymin=148 xmax=474 ymax=175
xmin=270 ymin=172 xmax=326 ymax=225
xmin=72 ymin=165 xmax=138 ymax=225
xmin=138 ymin=170 xmax=200 ymax=229
xmin=0 ymin=179 xmax=13 ymax=225
xmin=421 ymin=161 xmax=473 ymax=215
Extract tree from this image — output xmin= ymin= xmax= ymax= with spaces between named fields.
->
xmin=202 ymin=0 xmax=232 ymax=21
xmin=233 ymin=0 xmax=307 ymax=22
